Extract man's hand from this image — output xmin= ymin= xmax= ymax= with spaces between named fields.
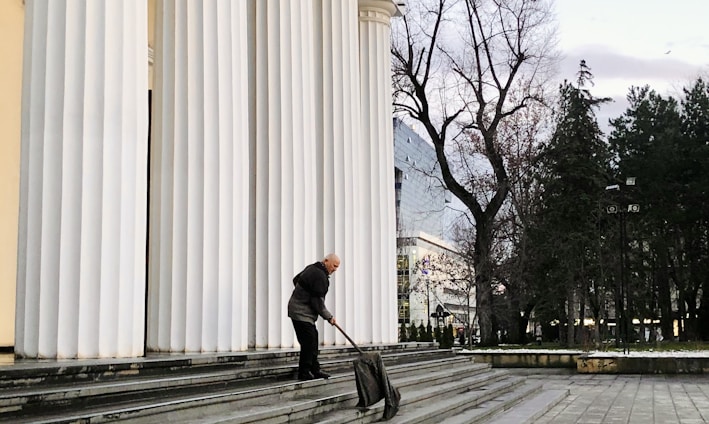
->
xmin=328 ymin=317 xmax=337 ymax=325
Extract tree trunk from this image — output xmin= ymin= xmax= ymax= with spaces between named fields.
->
xmin=474 ymin=222 xmax=497 ymax=346
xmin=677 ymin=290 xmax=687 ymax=341
xmin=566 ymin=290 xmax=575 ymax=347
xmin=655 ymin=239 xmax=673 ymax=340
xmin=577 ymin=290 xmax=585 ymax=345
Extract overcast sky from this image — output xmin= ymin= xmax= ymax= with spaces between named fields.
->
xmin=554 ymin=0 xmax=709 ymax=132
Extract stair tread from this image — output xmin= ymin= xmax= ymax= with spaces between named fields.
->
xmin=110 ymin=360 xmax=489 ymax=423
xmin=1 ymin=355 xmax=476 ymax=423
xmin=0 ymin=350 xmax=461 ymax=400
xmin=388 ymin=378 xmax=525 ymax=424
xmin=485 ymin=388 xmax=569 ymax=424
xmin=435 ymin=381 xmax=540 ymax=424
xmin=125 ymin=363 xmax=499 ymax=424
xmin=301 ymin=370 xmax=519 ymax=424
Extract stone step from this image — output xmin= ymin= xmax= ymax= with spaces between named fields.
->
xmin=106 ymin=357 xmax=488 ymax=424
xmin=0 ymin=343 xmax=440 ymax=390
xmin=0 ymin=350 xmax=468 ymax=423
xmin=292 ymin=364 xmax=512 ymax=424
xmin=437 ymin=381 xmax=544 ymax=424
xmin=110 ymin=358 xmax=490 ymax=423
xmin=0 ymin=346 xmax=451 ymax=413
xmin=385 ymin=377 xmax=528 ymax=424
xmin=485 ymin=388 xmax=569 ymax=424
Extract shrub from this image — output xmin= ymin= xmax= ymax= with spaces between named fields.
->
xmin=409 ymin=322 xmax=419 ymax=342
xmin=399 ymin=322 xmax=408 ymax=342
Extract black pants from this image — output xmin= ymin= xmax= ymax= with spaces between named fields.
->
xmin=292 ymin=319 xmax=320 ymax=374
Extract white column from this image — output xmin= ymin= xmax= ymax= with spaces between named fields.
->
xmin=16 ymin=0 xmax=148 ymax=359
xmin=252 ymin=1 xmax=317 ymax=348
xmin=314 ymin=0 xmax=362 ymax=346
xmin=148 ymin=0 xmax=250 ymax=352
xmin=357 ymin=0 xmax=401 ymax=344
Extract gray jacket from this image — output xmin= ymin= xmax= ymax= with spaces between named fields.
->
xmin=287 ymin=262 xmax=333 ymax=324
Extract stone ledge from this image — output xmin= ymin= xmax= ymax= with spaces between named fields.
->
xmin=577 ymin=355 xmax=709 ymax=374
xmin=461 ymin=352 xmax=581 ymax=368
xmin=459 ymin=350 xmax=709 ymax=374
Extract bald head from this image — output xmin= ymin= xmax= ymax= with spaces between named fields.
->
xmin=322 ymin=253 xmax=340 ymax=275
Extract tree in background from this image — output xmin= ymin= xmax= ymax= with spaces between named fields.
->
xmin=424 ymin=322 xmax=434 ymax=342
xmin=489 ymin=86 xmax=552 ymax=344
xmin=608 ymin=79 xmax=709 ymax=342
xmin=679 ymin=79 xmax=709 ymax=340
xmin=400 ymin=322 xmax=409 ymax=342
xmin=440 ymin=324 xmax=455 ymax=349
xmin=409 ymin=322 xmax=420 ymax=342
xmin=392 ymin=0 xmax=558 ymax=346
xmin=608 ymin=86 xmax=682 ymax=342
xmin=413 ymin=251 xmax=477 ymax=348
xmin=531 ymin=60 xmax=611 ymax=347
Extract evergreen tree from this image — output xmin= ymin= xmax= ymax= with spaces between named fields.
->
xmin=532 ymin=60 xmax=612 ymax=347
xmin=399 ymin=322 xmax=408 ymax=342
xmin=434 ymin=325 xmax=442 ymax=344
xmin=609 ymin=79 xmax=709 ymax=341
xmin=418 ymin=323 xmax=428 ymax=342
xmin=680 ymin=79 xmax=709 ymax=340
xmin=439 ymin=324 xmax=455 ymax=349
xmin=448 ymin=324 xmax=455 ymax=347
xmin=608 ymin=85 xmax=682 ymax=342
xmin=409 ymin=322 xmax=419 ymax=342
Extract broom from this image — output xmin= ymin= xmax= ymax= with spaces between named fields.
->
xmin=333 ymin=323 xmax=401 ymax=420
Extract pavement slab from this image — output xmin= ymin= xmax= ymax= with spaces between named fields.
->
xmin=517 ymin=371 xmax=709 ymax=424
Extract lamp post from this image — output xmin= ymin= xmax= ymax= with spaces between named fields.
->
xmin=426 ymin=277 xmax=431 ymax=327
xmin=605 ymin=177 xmax=639 ymax=354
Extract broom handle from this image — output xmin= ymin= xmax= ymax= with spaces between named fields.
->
xmin=333 ymin=322 xmax=364 ymax=354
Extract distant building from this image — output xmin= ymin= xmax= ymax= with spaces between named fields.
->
xmin=393 ymin=119 xmax=476 ymax=336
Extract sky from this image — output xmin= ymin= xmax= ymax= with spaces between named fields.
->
xmin=554 ymin=0 xmax=709 ymax=132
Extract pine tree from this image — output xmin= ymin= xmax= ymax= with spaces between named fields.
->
xmin=608 ymin=78 xmax=709 ymax=342
xmin=532 ymin=60 xmax=612 ymax=347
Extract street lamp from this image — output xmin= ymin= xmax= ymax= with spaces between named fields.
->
xmin=605 ymin=177 xmax=639 ymax=354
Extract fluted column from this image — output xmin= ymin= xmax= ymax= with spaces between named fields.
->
xmin=251 ymin=1 xmax=317 ymax=348
xmin=148 ymin=0 xmax=250 ymax=352
xmin=16 ymin=0 xmax=148 ymax=358
xmin=357 ymin=0 xmax=401 ymax=343
xmin=314 ymin=0 xmax=361 ymax=346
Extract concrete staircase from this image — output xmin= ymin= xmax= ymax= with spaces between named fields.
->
xmin=0 ymin=344 xmax=567 ymax=423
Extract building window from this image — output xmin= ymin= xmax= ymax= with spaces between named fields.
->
xmin=398 ymin=299 xmax=410 ymax=323
xmin=397 ymin=254 xmax=410 ymax=323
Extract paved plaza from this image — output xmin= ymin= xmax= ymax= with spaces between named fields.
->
xmin=515 ymin=370 xmax=709 ymax=424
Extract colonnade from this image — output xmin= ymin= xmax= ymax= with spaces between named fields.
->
xmin=15 ymin=0 xmax=402 ymax=359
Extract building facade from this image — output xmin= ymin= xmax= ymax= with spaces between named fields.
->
xmin=393 ymin=118 xmax=476 ymax=333
xmin=4 ymin=0 xmax=405 ymax=359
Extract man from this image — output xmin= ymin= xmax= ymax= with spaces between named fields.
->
xmin=288 ymin=253 xmax=340 ymax=380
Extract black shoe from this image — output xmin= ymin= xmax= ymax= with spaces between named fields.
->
xmin=312 ymin=370 xmax=330 ymax=379
xmin=297 ymin=371 xmax=315 ymax=381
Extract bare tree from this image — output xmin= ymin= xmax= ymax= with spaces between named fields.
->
xmin=413 ymin=251 xmax=477 ymax=348
xmin=392 ymin=0 xmax=558 ymax=345
xmin=489 ymin=94 xmax=551 ymax=344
